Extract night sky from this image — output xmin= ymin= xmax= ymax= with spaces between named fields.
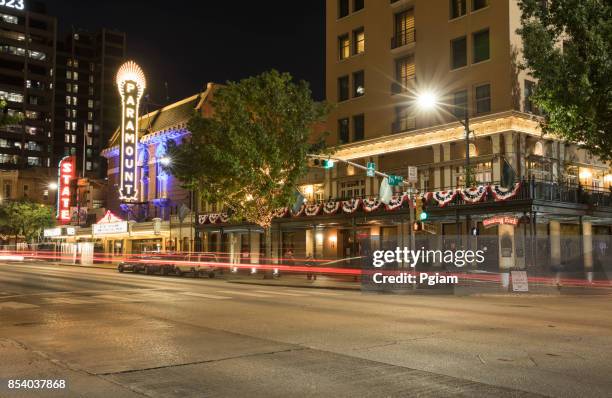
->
xmin=42 ymin=0 xmax=326 ymax=104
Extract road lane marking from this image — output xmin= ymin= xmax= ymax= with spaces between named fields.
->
xmin=285 ymin=289 xmax=341 ymax=296
xmin=92 ymin=294 xmax=147 ymax=302
xmin=254 ymin=290 xmax=306 ymax=297
xmin=0 ymin=301 xmax=39 ymax=310
xmin=180 ymin=292 xmax=231 ymax=300
xmin=44 ymin=297 xmax=97 ymax=305
xmin=216 ymin=290 xmax=274 ymax=298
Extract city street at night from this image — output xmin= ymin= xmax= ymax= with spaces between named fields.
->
xmin=0 ymin=262 xmax=610 ymax=397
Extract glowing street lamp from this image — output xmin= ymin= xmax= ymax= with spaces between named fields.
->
xmin=416 ymin=91 xmax=473 ymax=187
xmin=48 ymin=182 xmax=58 ymax=191
xmin=160 ymin=156 xmax=171 ymax=166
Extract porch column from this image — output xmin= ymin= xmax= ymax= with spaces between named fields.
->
xmin=432 ymin=144 xmax=441 ymax=190
xmin=491 ymin=135 xmax=501 ymax=182
xmin=550 ymin=221 xmax=561 ymax=269
xmin=551 ymin=140 xmax=559 ymax=181
xmin=582 ymin=221 xmax=593 ymax=278
xmin=324 ymin=169 xmax=332 ymax=199
xmin=305 ymin=228 xmax=315 ymax=258
xmin=331 ymin=166 xmax=338 ymax=198
xmin=250 ymin=231 xmax=260 ymax=264
xmin=443 ymin=143 xmax=451 ymax=190
xmin=504 ymin=132 xmax=516 ymax=176
xmin=518 ymin=133 xmax=527 ymax=179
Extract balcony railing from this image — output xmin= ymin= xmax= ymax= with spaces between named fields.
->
xmin=391 ymin=28 xmax=416 ymax=49
xmin=424 ymin=179 xmax=612 ymax=210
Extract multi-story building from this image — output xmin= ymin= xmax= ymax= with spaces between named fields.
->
xmin=54 ymin=27 xmax=125 ymax=176
xmin=192 ymin=0 xmax=612 ymax=276
xmin=0 ymin=0 xmax=55 ymax=170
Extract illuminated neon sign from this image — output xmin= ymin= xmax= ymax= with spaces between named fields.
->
xmin=57 ymin=156 xmax=75 ymax=223
xmin=0 ymin=0 xmax=25 ymax=11
xmin=116 ymin=61 xmax=146 ymax=201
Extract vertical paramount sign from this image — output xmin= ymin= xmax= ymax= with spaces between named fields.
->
xmin=116 ymin=61 xmax=146 ymax=201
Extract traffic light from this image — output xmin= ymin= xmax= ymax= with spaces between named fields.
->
xmin=420 ymin=211 xmax=428 ymax=221
xmin=311 ymin=158 xmax=335 ymax=169
xmin=415 ymin=196 xmax=423 ymax=220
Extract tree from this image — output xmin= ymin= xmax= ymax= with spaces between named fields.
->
xmin=0 ymin=201 xmax=55 ymax=243
xmin=518 ymin=0 xmax=612 ymax=160
xmin=167 ymin=70 xmax=330 ymax=257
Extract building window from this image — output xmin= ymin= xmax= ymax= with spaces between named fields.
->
xmin=524 ymin=80 xmax=537 ymax=114
xmin=393 ymin=9 xmax=415 ymax=48
xmin=473 ymin=29 xmax=490 ymax=63
xmin=88 ymin=99 xmax=94 ymax=108
xmin=472 ymin=0 xmax=489 ymax=11
xmin=393 ymin=106 xmax=416 ymax=133
xmin=338 ymin=0 xmax=349 ymax=18
xmin=338 ymin=118 xmax=350 ymax=144
xmin=340 ymin=179 xmax=365 ymax=198
xmin=338 ymin=75 xmax=349 ymax=102
xmin=353 ymin=0 xmax=364 ymax=12
xmin=394 ymin=56 xmax=415 ymax=93
xmin=451 ymin=36 xmax=467 ymax=69
xmin=475 ymin=84 xmax=491 ymax=114
xmin=353 ymin=114 xmax=365 ymax=141
xmin=0 ymin=13 xmax=18 ymax=24
xmin=353 ymin=70 xmax=365 ymax=97
xmin=64 ymin=134 xmax=70 ymax=143
xmin=450 ymin=0 xmax=467 ymax=19
xmin=453 ymin=90 xmax=468 ymax=118
xmin=338 ymin=34 xmax=350 ymax=60
xmin=353 ymin=28 xmax=365 ymax=54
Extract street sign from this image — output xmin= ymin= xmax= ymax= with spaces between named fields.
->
xmin=387 ymin=175 xmax=404 ymax=186
xmin=379 ymin=178 xmax=393 ymax=204
xmin=511 ymin=271 xmax=529 ymax=292
xmin=366 ymin=162 xmax=376 ymax=177
xmin=407 ymin=166 xmax=418 ymax=183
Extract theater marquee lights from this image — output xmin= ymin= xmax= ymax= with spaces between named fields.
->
xmin=57 ymin=156 xmax=75 ymax=223
xmin=116 ymin=61 xmax=146 ymax=202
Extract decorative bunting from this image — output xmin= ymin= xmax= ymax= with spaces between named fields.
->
xmin=431 ymin=190 xmax=458 ymax=208
xmin=385 ymin=194 xmax=408 ymax=211
xmin=362 ymin=198 xmax=382 ymax=213
xmin=208 ymin=213 xmax=220 ymax=224
xmin=219 ymin=213 xmax=230 ymax=223
xmin=273 ymin=207 xmax=289 ymax=218
xmin=305 ymin=203 xmax=322 ymax=216
xmin=490 ymin=183 xmax=521 ymax=202
xmin=459 ymin=186 xmax=488 ymax=203
xmin=322 ymin=201 xmax=340 ymax=215
xmin=342 ymin=198 xmax=361 ymax=214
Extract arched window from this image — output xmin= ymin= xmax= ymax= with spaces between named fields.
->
xmin=533 ymin=141 xmax=544 ymax=156
xmin=468 ymin=143 xmax=478 ymax=158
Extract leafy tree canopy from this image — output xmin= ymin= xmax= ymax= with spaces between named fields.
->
xmin=518 ymin=0 xmax=612 ymax=160
xmin=0 ymin=201 xmax=55 ymax=241
xmin=168 ymin=70 xmax=330 ymax=228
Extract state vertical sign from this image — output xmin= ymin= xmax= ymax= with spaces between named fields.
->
xmin=57 ymin=155 xmax=75 ymax=224
xmin=116 ymin=61 xmax=146 ymax=202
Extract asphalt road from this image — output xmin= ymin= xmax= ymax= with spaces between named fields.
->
xmin=0 ymin=262 xmax=611 ymax=398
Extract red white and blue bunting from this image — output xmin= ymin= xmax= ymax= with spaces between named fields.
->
xmin=199 ymin=184 xmax=524 ymax=224
xmin=385 ymin=194 xmax=410 ymax=211
xmin=305 ymin=203 xmax=322 ymax=216
xmin=362 ymin=198 xmax=382 ymax=213
xmin=490 ymin=183 xmax=521 ymax=202
xmin=459 ymin=186 xmax=488 ymax=203
xmin=342 ymin=198 xmax=362 ymax=214
xmin=322 ymin=201 xmax=341 ymax=215
xmin=429 ymin=190 xmax=458 ymax=208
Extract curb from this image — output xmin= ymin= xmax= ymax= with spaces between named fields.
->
xmin=227 ymin=279 xmax=361 ymax=291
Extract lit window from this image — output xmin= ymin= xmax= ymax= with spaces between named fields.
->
xmin=338 ymin=35 xmax=350 ymax=60
xmin=353 ymin=28 xmax=365 ymax=54
xmin=88 ymin=99 xmax=94 ymax=108
xmin=395 ymin=57 xmax=415 ymax=93
xmin=0 ymin=13 xmax=18 ymax=24
xmin=393 ymin=10 xmax=415 ymax=48
xmin=65 ymin=96 xmax=71 ymax=105
xmin=64 ymin=134 xmax=70 ymax=143
xmin=71 ymin=135 xmax=77 ymax=144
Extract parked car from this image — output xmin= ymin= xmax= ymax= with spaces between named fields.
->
xmin=117 ymin=255 xmax=173 ymax=275
xmin=174 ymin=253 xmax=220 ymax=278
